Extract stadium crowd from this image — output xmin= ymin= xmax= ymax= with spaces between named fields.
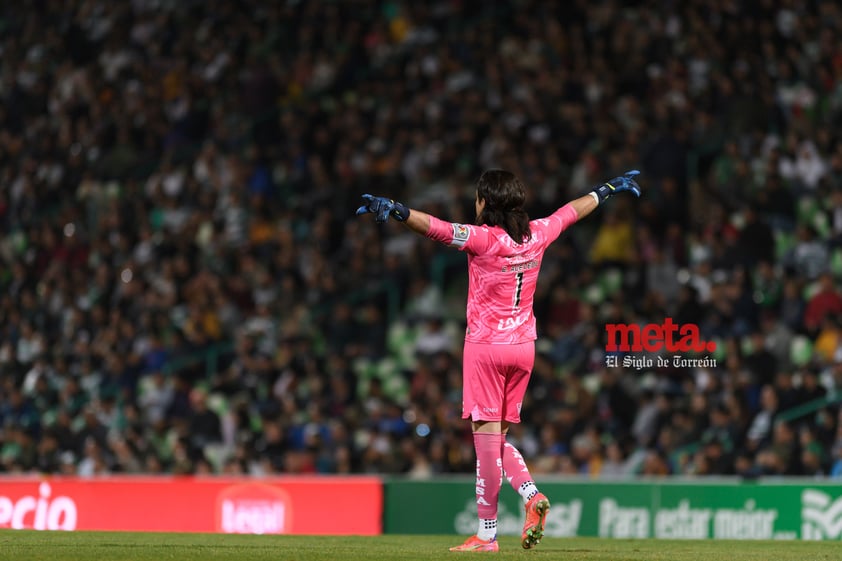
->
xmin=2 ymin=0 xmax=842 ymax=480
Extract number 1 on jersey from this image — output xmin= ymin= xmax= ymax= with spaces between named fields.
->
xmin=513 ymin=271 xmax=523 ymax=312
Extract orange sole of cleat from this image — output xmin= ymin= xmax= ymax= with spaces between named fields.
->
xmin=521 ymin=498 xmax=550 ymax=549
xmin=449 ymin=535 xmax=499 ymax=553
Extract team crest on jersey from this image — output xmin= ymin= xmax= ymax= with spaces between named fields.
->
xmin=451 ymin=223 xmax=470 ymax=247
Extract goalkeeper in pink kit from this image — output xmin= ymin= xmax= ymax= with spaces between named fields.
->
xmin=356 ymin=169 xmax=642 ymax=552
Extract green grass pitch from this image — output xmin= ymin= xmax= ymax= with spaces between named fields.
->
xmin=1 ymin=531 xmax=840 ymax=561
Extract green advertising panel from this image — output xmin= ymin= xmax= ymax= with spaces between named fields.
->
xmin=384 ymin=477 xmax=842 ymax=540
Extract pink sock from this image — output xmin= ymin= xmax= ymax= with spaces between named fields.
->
xmin=473 ymin=433 xmax=503 ymax=520
xmin=501 ymin=440 xmax=533 ymax=490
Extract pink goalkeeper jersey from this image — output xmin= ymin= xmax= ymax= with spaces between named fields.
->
xmin=425 ymin=204 xmax=580 ymax=344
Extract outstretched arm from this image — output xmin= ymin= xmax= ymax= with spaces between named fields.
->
xmin=541 ymin=171 xmax=643 ymax=242
xmin=355 ymin=169 xmax=642 ymax=236
xmin=354 ymin=194 xmax=432 ymax=236
xmin=356 ymin=196 xmax=485 ymax=251
xmin=569 ymin=192 xmax=600 ymax=221
xmin=398 ymin=175 xmax=636 ymax=234
xmin=401 ymin=207 xmax=432 ymax=236
xmin=571 ymin=169 xmax=642 ymax=220
xmin=401 ymin=190 xmax=604 ymax=235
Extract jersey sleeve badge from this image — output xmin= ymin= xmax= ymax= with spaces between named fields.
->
xmin=451 ymin=223 xmax=471 ymax=247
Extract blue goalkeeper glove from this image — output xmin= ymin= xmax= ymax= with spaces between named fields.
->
xmin=355 ymin=194 xmax=410 ymax=224
xmin=592 ymin=170 xmax=642 ymax=203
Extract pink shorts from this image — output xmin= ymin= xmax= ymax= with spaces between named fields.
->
xmin=462 ymin=340 xmax=535 ymax=423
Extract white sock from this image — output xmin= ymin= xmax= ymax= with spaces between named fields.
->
xmin=477 ymin=518 xmax=497 ymax=541
xmin=518 ymin=481 xmax=539 ymax=505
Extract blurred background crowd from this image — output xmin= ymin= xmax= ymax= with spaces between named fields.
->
xmin=2 ymin=0 xmax=842 ymax=480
